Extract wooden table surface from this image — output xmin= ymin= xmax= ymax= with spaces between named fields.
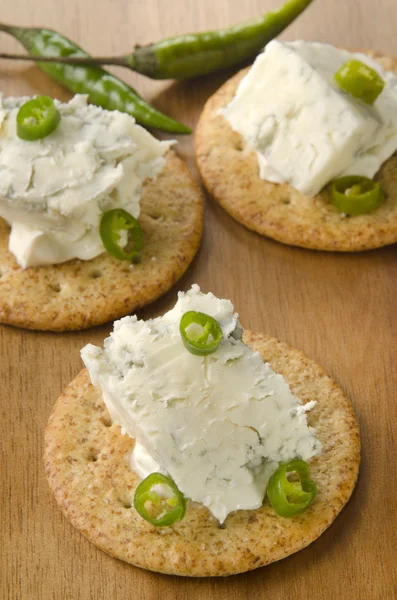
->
xmin=1 ymin=0 xmax=397 ymax=598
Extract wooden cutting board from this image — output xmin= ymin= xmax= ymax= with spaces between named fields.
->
xmin=1 ymin=0 xmax=396 ymax=598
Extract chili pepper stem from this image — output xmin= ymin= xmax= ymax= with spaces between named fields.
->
xmin=0 ymin=20 xmax=131 ymax=67
xmin=0 ymin=50 xmax=130 ymax=68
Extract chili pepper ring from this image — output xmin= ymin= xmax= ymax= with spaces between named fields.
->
xmin=16 ymin=95 xmax=61 ymax=140
xmin=180 ymin=311 xmax=223 ymax=356
xmin=334 ymin=59 xmax=385 ymax=105
xmin=99 ymin=209 xmax=143 ymax=262
xmin=267 ymin=459 xmax=317 ymax=517
xmin=330 ymin=176 xmax=384 ymax=216
xmin=134 ymin=473 xmax=186 ymax=527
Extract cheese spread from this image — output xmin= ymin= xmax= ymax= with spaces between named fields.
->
xmin=222 ymin=41 xmax=397 ymax=196
xmin=81 ymin=285 xmax=321 ymax=523
xmin=0 ymin=94 xmax=172 ymax=267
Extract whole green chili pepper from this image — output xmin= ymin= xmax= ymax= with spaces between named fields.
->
xmin=0 ymin=0 xmax=313 ymax=80
xmin=127 ymin=0 xmax=314 ymax=79
xmin=0 ymin=24 xmax=190 ymax=134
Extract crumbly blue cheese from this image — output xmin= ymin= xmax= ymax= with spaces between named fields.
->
xmin=0 ymin=94 xmax=172 ymax=267
xmin=222 ymin=41 xmax=397 ymax=196
xmin=81 ymin=285 xmax=321 ymax=523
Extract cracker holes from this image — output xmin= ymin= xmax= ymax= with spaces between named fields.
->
xmin=149 ymin=214 xmax=161 ymax=221
xmin=100 ymin=415 xmax=112 ymax=428
xmin=49 ymin=282 xmax=61 ymax=293
xmin=89 ymin=270 xmax=103 ymax=279
xmin=87 ymin=451 xmax=99 ymax=463
xmin=281 ymin=198 xmax=291 ymax=205
xmin=118 ymin=494 xmax=132 ymax=509
xmin=232 ymin=139 xmax=244 ymax=152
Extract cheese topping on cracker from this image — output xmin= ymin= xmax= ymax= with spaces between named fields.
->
xmin=222 ymin=41 xmax=397 ymax=196
xmin=81 ymin=285 xmax=321 ymax=523
xmin=0 ymin=94 xmax=172 ymax=267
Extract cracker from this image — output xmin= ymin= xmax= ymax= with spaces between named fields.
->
xmin=0 ymin=151 xmax=203 ymax=331
xmin=195 ymin=50 xmax=397 ymax=252
xmin=44 ymin=332 xmax=360 ymax=577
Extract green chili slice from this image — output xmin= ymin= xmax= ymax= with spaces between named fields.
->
xmin=267 ymin=459 xmax=317 ymax=517
xmin=134 ymin=473 xmax=186 ymax=526
xmin=99 ymin=208 xmax=143 ymax=261
xmin=334 ymin=59 xmax=385 ymax=105
xmin=180 ymin=311 xmax=223 ymax=356
xmin=330 ymin=175 xmax=384 ymax=216
xmin=16 ymin=95 xmax=61 ymax=141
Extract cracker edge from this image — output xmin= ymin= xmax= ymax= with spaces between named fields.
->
xmin=43 ymin=332 xmax=361 ymax=577
xmin=195 ymin=50 xmax=397 ymax=252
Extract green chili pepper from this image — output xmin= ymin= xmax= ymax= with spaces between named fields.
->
xmin=0 ymin=24 xmax=190 ymax=134
xmin=267 ymin=459 xmax=317 ymax=517
xmin=0 ymin=0 xmax=313 ymax=80
xmin=330 ymin=175 xmax=384 ymax=216
xmin=99 ymin=209 xmax=143 ymax=261
xmin=126 ymin=0 xmax=313 ymax=79
xmin=134 ymin=473 xmax=186 ymax=526
xmin=180 ymin=311 xmax=223 ymax=356
xmin=16 ymin=95 xmax=60 ymax=141
xmin=334 ymin=59 xmax=385 ymax=105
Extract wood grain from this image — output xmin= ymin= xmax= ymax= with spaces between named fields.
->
xmin=1 ymin=0 xmax=396 ymax=598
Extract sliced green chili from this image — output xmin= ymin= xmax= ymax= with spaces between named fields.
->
xmin=334 ymin=59 xmax=385 ymax=105
xmin=134 ymin=472 xmax=186 ymax=526
xmin=180 ymin=311 xmax=223 ymax=356
xmin=99 ymin=209 xmax=143 ymax=261
xmin=330 ymin=175 xmax=384 ymax=216
xmin=16 ymin=95 xmax=60 ymax=141
xmin=267 ymin=459 xmax=317 ymax=517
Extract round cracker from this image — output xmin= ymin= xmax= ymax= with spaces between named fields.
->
xmin=195 ymin=50 xmax=397 ymax=252
xmin=44 ymin=332 xmax=360 ymax=577
xmin=0 ymin=151 xmax=203 ymax=331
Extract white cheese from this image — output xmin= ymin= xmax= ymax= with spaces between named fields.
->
xmin=222 ymin=41 xmax=397 ymax=196
xmin=81 ymin=285 xmax=321 ymax=523
xmin=0 ymin=94 xmax=172 ymax=267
